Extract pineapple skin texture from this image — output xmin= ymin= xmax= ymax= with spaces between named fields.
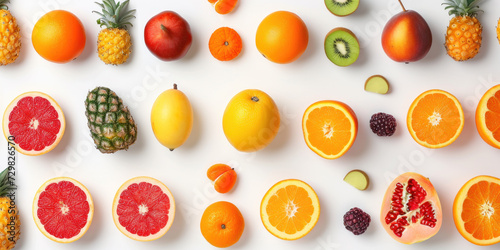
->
xmin=0 ymin=197 xmax=20 ymax=250
xmin=85 ymin=87 xmax=137 ymax=154
xmin=97 ymin=28 xmax=131 ymax=65
xmin=0 ymin=9 xmax=21 ymax=66
xmin=445 ymin=16 xmax=482 ymax=61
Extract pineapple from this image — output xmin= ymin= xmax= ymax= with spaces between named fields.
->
xmin=0 ymin=0 xmax=20 ymax=66
xmin=93 ymin=0 xmax=135 ymax=65
xmin=443 ymin=0 xmax=483 ymax=61
xmin=0 ymin=168 xmax=20 ymax=250
xmin=85 ymin=87 xmax=137 ymax=153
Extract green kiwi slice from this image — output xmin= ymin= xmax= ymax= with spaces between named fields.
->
xmin=325 ymin=0 xmax=360 ymax=16
xmin=324 ymin=27 xmax=360 ymax=67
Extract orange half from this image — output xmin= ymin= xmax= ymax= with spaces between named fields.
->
xmin=476 ymin=84 xmax=500 ymax=149
xmin=302 ymin=100 xmax=358 ymax=159
xmin=260 ymin=179 xmax=320 ymax=240
xmin=453 ymin=175 xmax=500 ymax=246
xmin=407 ymin=89 xmax=464 ymax=148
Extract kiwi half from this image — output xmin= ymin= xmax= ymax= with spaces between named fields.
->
xmin=324 ymin=27 xmax=360 ymax=67
xmin=325 ymin=0 xmax=360 ymax=17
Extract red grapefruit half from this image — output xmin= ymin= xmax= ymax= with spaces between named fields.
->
xmin=2 ymin=91 xmax=65 ymax=156
xmin=33 ymin=177 xmax=94 ymax=243
xmin=112 ymin=176 xmax=176 ymax=241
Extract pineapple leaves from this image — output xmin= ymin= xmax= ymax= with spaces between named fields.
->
xmin=93 ymin=0 xmax=136 ymax=29
xmin=442 ymin=0 xmax=483 ymax=17
xmin=0 ymin=168 xmax=16 ymax=198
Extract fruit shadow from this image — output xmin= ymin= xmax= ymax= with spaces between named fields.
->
xmin=74 ymin=29 xmax=96 ymax=64
xmin=48 ymin=107 xmax=74 ymax=157
xmin=77 ymin=193 xmax=104 ymax=245
xmin=304 ymin=189 xmax=330 ymax=240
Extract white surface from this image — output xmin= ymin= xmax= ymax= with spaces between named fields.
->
xmin=2 ymin=0 xmax=500 ymax=249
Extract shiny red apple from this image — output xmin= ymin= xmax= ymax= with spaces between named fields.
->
xmin=381 ymin=0 xmax=432 ymax=63
xmin=144 ymin=11 xmax=192 ymax=61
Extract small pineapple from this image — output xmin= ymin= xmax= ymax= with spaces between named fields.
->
xmin=0 ymin=0 xmax=21 ymax=66
xmin=443 ymin=0 xmax=483 ymax=61
xmin=93 ymin=0 xmax=135 ymax=65
xmin=85 ymin=87 xmax=137 ymax=153
xmin=0 ymin=168 xmax=20 ymax=250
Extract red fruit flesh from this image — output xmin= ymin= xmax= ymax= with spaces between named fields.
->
xmin=9 ymin=96 xmax=61 ymax=151
xmin=381 ymin=172 xmax=442 ymax=244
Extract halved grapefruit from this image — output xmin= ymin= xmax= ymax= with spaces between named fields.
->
xmin=3 ymin=91 xmax=65 ymax=156
xmin=112 ymin=176 xmax=176 ymax=241
xmin=33 ymin=177 xmax=94 ymax=243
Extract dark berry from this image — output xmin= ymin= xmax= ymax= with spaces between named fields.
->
xmin=370 ymin=112 xmax=396 ymax=136
xmin=343 ymin=207 xmax=371 ymax=235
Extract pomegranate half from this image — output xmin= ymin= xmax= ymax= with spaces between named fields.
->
xmin=380 ymin=172 xmax=442 ymax=244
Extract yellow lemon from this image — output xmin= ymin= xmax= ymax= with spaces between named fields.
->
xmin=222 ymin=89 xmax=280 ymax=152
xmin=151 ymin=84 xmax=193 ymax=150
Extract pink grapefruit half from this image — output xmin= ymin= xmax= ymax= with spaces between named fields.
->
xmin=2 ymin=91 xmax=65 ymax=156
xmin=33 ymin=177 xmax=94 ymax=243
xmin=112 ymin=176 xmax=176 ymax=241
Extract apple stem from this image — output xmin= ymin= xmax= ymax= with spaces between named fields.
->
xmin=173 ymin=83 xmax=177 ymax=90
xmin=161 ymin=24 xmax=168 ymax=33
xmin=398 ymin=0 xmax=406 ymax=12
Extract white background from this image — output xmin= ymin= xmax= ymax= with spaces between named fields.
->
xmin=2 ymin=0 xmax=500 ymax=249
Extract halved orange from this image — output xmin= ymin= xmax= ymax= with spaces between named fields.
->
xmin=407 ymin=89 xmax=464 ymax=148
xmin=302 ymin=100 xmax=358 ymax=159
xmin=260 ymin=179 xmax=320 ymax=240
xmin=476 ymin=84 xmax=500 ymax=149
xmin=453 ymin=175 xmax=500 ymax=246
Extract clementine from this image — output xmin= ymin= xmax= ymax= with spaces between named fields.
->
xmin=32 ymin=10 xmax=86 ymax=63
xmin=255 ymin=11 xmax=308 ymax=64
xmin=200 ymin=201 xmax=244 ymax=248
xmin=208 ymin=0 xmax=238 ymax=15
xmin=209 ymin=27 xmax=242 ymax=61
xmin=207 ymin=164 xmax=237 ymax=193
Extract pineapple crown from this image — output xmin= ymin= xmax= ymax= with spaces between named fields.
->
xmin=443 ymin=0 xmax=483 ymax=17
xmin=93 ymin=0 xmax=135 ymax=29
xmin=0 ymin=0 xmax=10 ymax=10
xmin=0 ymin=168 xmax=16 ymax=197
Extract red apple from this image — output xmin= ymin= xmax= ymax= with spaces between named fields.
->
xmin=144 ymin=11 xmax=192 ymax=61
xmin=381 ymin=0 xmax=432 ymax=63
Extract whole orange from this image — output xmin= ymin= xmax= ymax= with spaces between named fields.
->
xmin=255 ymin=11 xmax=308 ymax=64
xmin=32 ymin=10 xmax=86 ymax=63
xmin=200 ymin=201 xmax=244 ymax=248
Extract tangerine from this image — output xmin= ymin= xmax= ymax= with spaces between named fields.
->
xmin=32 ymin=10 xmax=86 ymax=63
xmin=200 ymin=201 xmax=244 ymax=248
xmin=209 ymin=27 xmax=242 ymax=61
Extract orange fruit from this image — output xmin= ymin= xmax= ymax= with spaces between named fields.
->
xmin=112 ymin=176 xmax=175 ymax=241
xmin=209 ymin=27 xmax=242 ymax=61
xmin=255 ymin=11 xmax=308 ymax=64
xmin=200 ymin=201 xmax=244 ymax=248
xmin=453 ymin=175 xmax=500 ymax=245
xmin=260 ymin=179 xmax=320 ymax=240
xmin=208 ymin=0 xmax=238 ymax=14
xmin=32 ymin=10 xmax=86 ymax=63
xmin=2 ymin=91 xmax=65 ymax=156
xmin=476 ymin=84 xmax=500 ymax=149
xmin=302 ymin=100 xmax=358 ymax=159
xmin=33 ymin=177 xmax=93 ymax=243
xmin=207 ymin=164 xmax=237 ymax=193
xmin=407 ymin=89 xmax=464 ymax=148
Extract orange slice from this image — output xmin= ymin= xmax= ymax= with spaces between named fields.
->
xmin=476 ymin=84 xmax=500 ymax=149
xmin=453 ymin=175 xmax=500 ymax=246
xmin=260 ymin=179 xmax=320 ymax=240
xmin=407 ymin=89 xmax=464 ymax=148
xmin=302 ymin=100 xmax=358 ymax=159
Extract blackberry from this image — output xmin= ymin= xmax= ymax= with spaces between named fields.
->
xmin=343 ymin=207 xmax=371 ymax=235
xmin=370 ymin=112 xmax=396 ymax=136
